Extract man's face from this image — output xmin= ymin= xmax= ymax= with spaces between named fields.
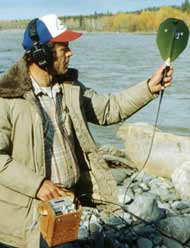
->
xmin=52 ymin=42 xmax=72 ymax=75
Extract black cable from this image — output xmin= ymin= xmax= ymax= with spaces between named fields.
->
xmin=122 ymin=89 xmax=165 ymax=210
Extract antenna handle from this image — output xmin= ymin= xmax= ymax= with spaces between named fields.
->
xmin=161 ymin=65 xmax=170 ymax=86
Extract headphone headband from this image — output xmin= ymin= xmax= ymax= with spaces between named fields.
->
xmin=28 ymin=18 xmax=39 ymax=43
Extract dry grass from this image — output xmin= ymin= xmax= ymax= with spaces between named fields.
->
xmin=0 ymin=7 xmax=189 ymax=32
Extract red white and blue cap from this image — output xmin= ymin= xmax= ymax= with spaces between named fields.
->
xmin=23 ymin=14 xmax=82 ymax=50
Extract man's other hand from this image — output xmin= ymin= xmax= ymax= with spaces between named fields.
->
xmin=148 ymin=64 xmax=173 ymax=94
xmin=36 ymin=180 xmax=66 ymax=201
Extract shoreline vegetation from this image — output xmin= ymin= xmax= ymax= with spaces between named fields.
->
xmin=1 ymin=4 xmax=190 ymax=32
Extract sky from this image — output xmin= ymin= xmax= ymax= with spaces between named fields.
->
xmin=0 ymin=0 xmax=186 ymax=20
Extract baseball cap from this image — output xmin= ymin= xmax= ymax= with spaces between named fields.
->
xmin=23 ymin=14 xmax=82 ymax=50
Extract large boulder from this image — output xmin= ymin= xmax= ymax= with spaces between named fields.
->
xmin=117 ymin=122 xmax=190 ymax=178
xmin=172 ymin=161 xmax=190 ymax=199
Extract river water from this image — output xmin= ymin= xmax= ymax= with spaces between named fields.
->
xmin=0 ymin=30 xmax=189 ymax=148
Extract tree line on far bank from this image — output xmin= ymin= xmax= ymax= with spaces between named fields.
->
xmin=1 ymin=5 xmax=190 ymax=32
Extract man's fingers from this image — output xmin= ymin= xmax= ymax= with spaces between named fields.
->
xmin=159 ymin=64 xmax=173 ymax=76
xmin=37 ymin=180 xmax=66 ymax=201
xmin=163 ymin=76 xmax=172 ymax=83
xmin=163 ymin=82 xmax=172 ymax=88
xmin=50 ymin=188 xmax=60 ymax=199
xmin=148 ymin=64 xmax=173 ymax=94
xmin=36 ymin=180 xmax=75 ymax=201
xmin=40 ymin=196 xmax=47 ymax=201
xmin=48 ymin=186 xmax=66 ymax=199
xmin=40 ymin=194 xmax=51 ymax=201
xmin=40 ymin=189 xmax=62 ymax=201
xmin=56 ymin=187 xmax=66 ymax=196
xmin=45 ymin=187 xmax=70 ymax=200
xmin=159 ymin=64 xmax=166 ymax=72
xmin=166 ymin=66 xmax=173 ymax=77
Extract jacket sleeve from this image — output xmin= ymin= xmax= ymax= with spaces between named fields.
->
xmin=81 ymin=80 xmax=157 ymax=125
xmin=0 ymin=99 xmax=45 ymax=198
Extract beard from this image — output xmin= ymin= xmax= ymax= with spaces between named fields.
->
xmin=53 ymin=62 xmax=69 ymax=75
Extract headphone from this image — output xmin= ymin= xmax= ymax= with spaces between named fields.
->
xmin=26 ymin=18 xmax=53 ymax=71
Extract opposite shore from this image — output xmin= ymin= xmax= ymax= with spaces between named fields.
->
xmin=0 ymin=6 xmax=190 ymax=33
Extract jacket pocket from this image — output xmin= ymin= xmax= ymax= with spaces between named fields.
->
xmin=0 ymin=185 xmax=30 ymax=207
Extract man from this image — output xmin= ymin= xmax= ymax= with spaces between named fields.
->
xmin=0 ymin=14 xmax=173 ymax=248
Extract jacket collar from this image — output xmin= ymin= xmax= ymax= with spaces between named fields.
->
xmin=0 ymin=58 xmax=78 ymax=98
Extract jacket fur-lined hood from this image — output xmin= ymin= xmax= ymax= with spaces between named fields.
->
xmin=0 ymin=58 xmax=78 ymax=98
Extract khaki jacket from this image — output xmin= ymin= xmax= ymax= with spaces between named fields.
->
xmin=0 ymin=59 xmax=156 ymax=247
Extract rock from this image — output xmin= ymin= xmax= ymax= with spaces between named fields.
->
xmin=111 ymin=168 xmax=128 ymax=185
xmin=161 ymin=236 xmax=183 ymax=248
xmin=89 ymin=223 xmax=104 ymax=248
xmin=78 ymin=208 xmax=102 ymax=241
xmin=99 ymin=145 xmax=134 ymax=167
xmin=151 ymin=232 xmax=163 ymax=246
xmin=53 ymin=242 xmax=81 ymax=248
xmin=132 ymin=223 xmax=155 ymax=236
xmin=118 ymin=186 xmax=133 ymax=204
xmin=148 ymin=178 xmax=179 ymax=202
xmin=125 ymin=168 xmax=134 ymax=176
xmin=157 ymin=216 xmax=190 ymax=243
xmin=122 ymin=212 xmax=132 ymax=224
xmin=159 ymin=178 xmax=174 ymax=189
xmin=100 ymin=211 xmax=125 ymax=226
xmin=135 ymin=171 xmax=153 ymax=183
xmin=128 ymin=192 xmax=163 ymax=222
xmin=157 ymin=201 xmax=176 ymax=215
xmin=171 ymin=200 xmax=190 ymax=211
xmin=150 ymin=187 xmax=177 ymax=202
xmin=133 ymin=187 xmax=143 ymax=195
xmin=137 ymin=237 xmax=153 ymax=248
xmin=180 ymin=207 xmax=190 ymax=214
xmin=172 ymin=161 xmax=190 ymax=199
xmin=186 ymin=239 xmax=190 ymax=247
xmin=78 ymin=226 xmax=88 ymax=240
xmin=99 ymin=145 xmax=126 ymax=158
xmin=103 ymin=154 xmax=133 ymax=167
xmin=117 ymin=122 xmax=190 ymax=178
xmin=104 ymin=238 xmax=121 ymax=248
xmin=139 ymin=182 xmax=150 ymax=191
xmin=128 ymin=181 xmax=139 ymax=190
xmin=123 ymin=245 xmax=130 ymax=248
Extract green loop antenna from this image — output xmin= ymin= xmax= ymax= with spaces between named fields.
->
xmin=157 ymin=18 xmax=189 ymax=65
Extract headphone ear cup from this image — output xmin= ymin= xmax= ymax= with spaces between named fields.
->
xmin=44 ymin=43 xmax=53 ymax=67
xmin=30 ymin=43 xmax=53 ymax=70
